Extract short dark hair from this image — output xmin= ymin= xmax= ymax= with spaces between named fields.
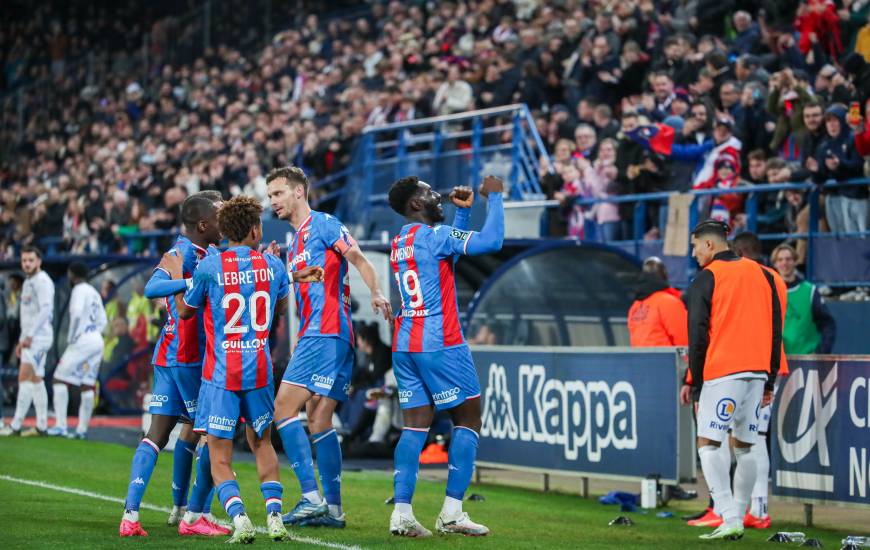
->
xmin=21 ymin=245 xmax=42 ymax=259
xmin=266 ymin=166 xmax=309 ymax=196
xmin=195 ymin=190 xmax=223 ymax=202
xmin=691 ymin=219 xmax=729 ymax=241
xmin=180 ymin=193 xmax=219 ymax=228
xmin=732 ymin=231 xmax=762 ymax=258
xmin=388 ymin=176 xmax=421 ymax=215
xmin=218 ymin=196 xmax=263 ymax=242
xmin=68 ymin=261 xmax=88 ymax=280
xmin=748 ymin=149 xmax=766 ymax=163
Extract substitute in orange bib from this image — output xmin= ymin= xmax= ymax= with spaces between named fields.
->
xmin=628 ymin=257 xmax=687 ymax=347
xmin=685 ymin=221 xmax=783 ymax=542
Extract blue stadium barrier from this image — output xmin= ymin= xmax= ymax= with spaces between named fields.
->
xmin=563 ymin=178 xmax=870 ymax=287
xmin=335 ymin=104 xmax=553 ymax=236
xmin=472 ymin=346 xmax=695 ymax=484
xmin=772 ymin=356 xmax=870 ymax=508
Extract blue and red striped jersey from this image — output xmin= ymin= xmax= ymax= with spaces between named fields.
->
xmin=152 ymin=236 xmax=215 ymax=368
xmin=288 ymin=211 xmax=355 ymax=344
xmin=183 ymin=247 xmax=290 ymax=391
xmin=390 ymin=223 xmax=469 ymax=352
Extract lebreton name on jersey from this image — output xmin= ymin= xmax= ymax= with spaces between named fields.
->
xmin=390 ymin=223 xmax=470 ymax=353
xmin=183 ymin=247 xmax=289 ymax=391
xmin=153 ymin=236 xmax=214 ymax=368
xmin=289 ymin=211 xmax=355 ymax=344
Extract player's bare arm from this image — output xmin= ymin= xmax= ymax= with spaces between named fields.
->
xmin=158 ymin=251 xmax=183 ymax=279
xmin=274 ymin=295 xmax=289 ymax=317
xmin=449 ymin=186 xmax=474 ymax=208
xmin=345 ymin=245 xmax=393 ymax=321
xmin=292 ymin=265 xmax=324 ymax=283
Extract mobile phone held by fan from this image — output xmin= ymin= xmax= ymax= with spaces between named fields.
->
xmin=848 ymin=101 xmax=861 ymax=126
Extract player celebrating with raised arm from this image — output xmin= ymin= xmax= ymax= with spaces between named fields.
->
xmin=1 ymin=246 xmax=54 ymax=437
xmin=385 ymin=174 xmax=504 ymax=538
xmin=266 ymin=166 xmax=392 ymax=528
xmin=48 ymin=262 xmax=107 ymax=439
xmin=119 ymin=191 xmax=229 ymax=537
xmin=166 ymin=196 xmax=309 ymax=543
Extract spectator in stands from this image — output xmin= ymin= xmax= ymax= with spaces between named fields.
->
xmin=433 ymin=65 xmax=474 ymax=115
xmin=573 ymin=124 xmax=598 ymax=160
xmin=731 ymin=11 xmax=761 ymax=56
xmin=793 ymin=100 xmax=827 ymax=180
xmin=810 ymin=104 xmax=867 ymax=232
xmin=628 ymin=256 xmax=687 ymax=347
xmin=770 ymin=243 xmax=837 ymax=354
xmin=593 ymin=104 xmax=620 ymax=140
xmin=581 ymin=138 xmax=621 ymax=243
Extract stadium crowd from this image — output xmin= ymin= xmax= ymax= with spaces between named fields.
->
xmin=1 ymin=0 xmax=869 ymax=263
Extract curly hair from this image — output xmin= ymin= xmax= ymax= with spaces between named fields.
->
xmin=387 ymin=175 xmax=420 ymax=215
xmin=217 ymin=196 xmax=262 ymax=242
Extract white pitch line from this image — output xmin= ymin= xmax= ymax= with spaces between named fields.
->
xmin=0 ymin=474 xmax=365 ymax=550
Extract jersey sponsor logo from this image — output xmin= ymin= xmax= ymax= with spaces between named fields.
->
xmin=222 ymin=337 xmax=268 ymax=351
xmin=401 ymin=308 xmax=430 ymax=318
xmin=432 ymin=386 xmax=461 ymax=405
xmin=215 ymin=267 xmax=275 ymax=287
xmin=208 ymin=414 xmax=237 ymax=432
xmin=311 ymin=374 xmax=335 ymax=390
xmin=716 ymin=398 xmax=736 ymax=422
xmin=398 ymin=389 xmax=413 ymax=404
xmin=290 ymin=249 xmax=311 ymax=270
xmin=251 ymin=411 xmax=272 ymax=433
xmin=184 ymin=399 xmax=197 ymax=413
xmin=481 ymin=363 xmax=638 ymax=462
xmin=450 ymin=229 xmax=471 ymax=241
xmin=150 ymin=394 xmax=169 ymax=407
xmin=390 ymin=245 xmax=414 ymax=263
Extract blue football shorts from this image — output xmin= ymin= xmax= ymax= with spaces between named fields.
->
xmin=193 ymin=381 xmax=275 ymax=440
xmin=392 ymin=344 xmax=481 ymax=411
xmin=282 ymin=336 xmax=353 ymax=402
xmin=149 ymin=366 xmax=201 ymax=421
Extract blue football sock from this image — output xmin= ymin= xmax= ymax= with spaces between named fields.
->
xmin=312 ymin=428 xmax=342 ymax=509
xmin=261 ymin=481 xmax=283 ymax=514
xmin=172 ymin=438 xmax=197 ymax=507
xmin=446 ymin=427 xmax=479 ymax=501
xmin=188 ymin=443 xmax=214 ymax=514
xmin=203 ymin=488 xmax=215 ymax=514
xmin=276 ymin=417 xmax=319 ymax=495
xmin=216 ymin=480 xmax=245 ymax=518
xmin=124 ymin=438 xmax=160 ymax=511
xmin=393 ymin=428 xmax=429 ymax=504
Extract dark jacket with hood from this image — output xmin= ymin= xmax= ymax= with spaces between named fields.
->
xmin=812 ymin=104 xmax=867 ymax=199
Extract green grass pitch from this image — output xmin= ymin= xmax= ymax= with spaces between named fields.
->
xmin=0 ymin=437 xmax=853 ymax=549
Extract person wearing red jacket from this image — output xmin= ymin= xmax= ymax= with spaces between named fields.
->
xmin=628 ymin=257 xmax=687 ymax=347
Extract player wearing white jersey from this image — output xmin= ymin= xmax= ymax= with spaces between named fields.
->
xmin=1 ymin=246 xmax=55 ymax=436
xmin=48 ymin=262 xmax=107 ymax=439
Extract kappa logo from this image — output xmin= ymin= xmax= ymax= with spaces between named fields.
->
xmin=131 ymin=477 xmax=145 ymax=485
xmin=778 ymin=364 xmax=838 ymax=467
xmin=481 ymin=363 xmax=637 ymax=462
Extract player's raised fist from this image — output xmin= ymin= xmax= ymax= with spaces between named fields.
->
xmin=158 ymin=251 xmax=183 ymax=279
xmin=449 ymin=186 xmax=474 ymax=208
xmin=479 ymin=175 xmax=504 ymax=198
xmin=292 ymin=265 xmax=324 ymax=283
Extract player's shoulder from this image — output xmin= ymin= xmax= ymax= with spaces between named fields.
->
xmin=37 ymin=270 xmax=55 ymax=288
xmin=263 ymin=252 xmax=287 ymax=272
xmin=432 ymin=223 xmax=470 ymax=242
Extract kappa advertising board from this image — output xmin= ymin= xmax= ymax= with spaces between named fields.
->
xmin=772 ymin=357 xmax=870 ymax=507
xmin=473 ymin=347 xmax=680 ymax=482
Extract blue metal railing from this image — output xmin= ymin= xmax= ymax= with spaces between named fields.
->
xmin=563 ymin=178 xmax=870 ymax=286
xmin=336 ymin=104 xmax=553 ymax=236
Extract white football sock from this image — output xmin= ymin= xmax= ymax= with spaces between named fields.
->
xmin=78 ymin=389 xmax=95 ymax=434
xmin=32 ymin=381 xmax=48 ymax=431
xmin=395 ymin=502 xmax=413 ymax=516
xmin=328 ymin=504 xmax=342 ymax=517
xmin=123 ymin=509 xmax=139 ymax=522
xmin=11 ymin=381 xmax=34 ymax=430
xmin=183 ymin=510 xmax=202 ymax=524
xmin=302 ymin=490 xmax=322 ymax=504
xmin=441 ymin=496 xmax=463 ymax=517
xmin=732 ymin=445 xmax=756 ymax=525
xmin=52 ymin=383 xmax=69 ymax=430
xmin=750 ymin=439 xmax=769 ymax=516
xmin=699 ymin=444 xmax=735 ymax=522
